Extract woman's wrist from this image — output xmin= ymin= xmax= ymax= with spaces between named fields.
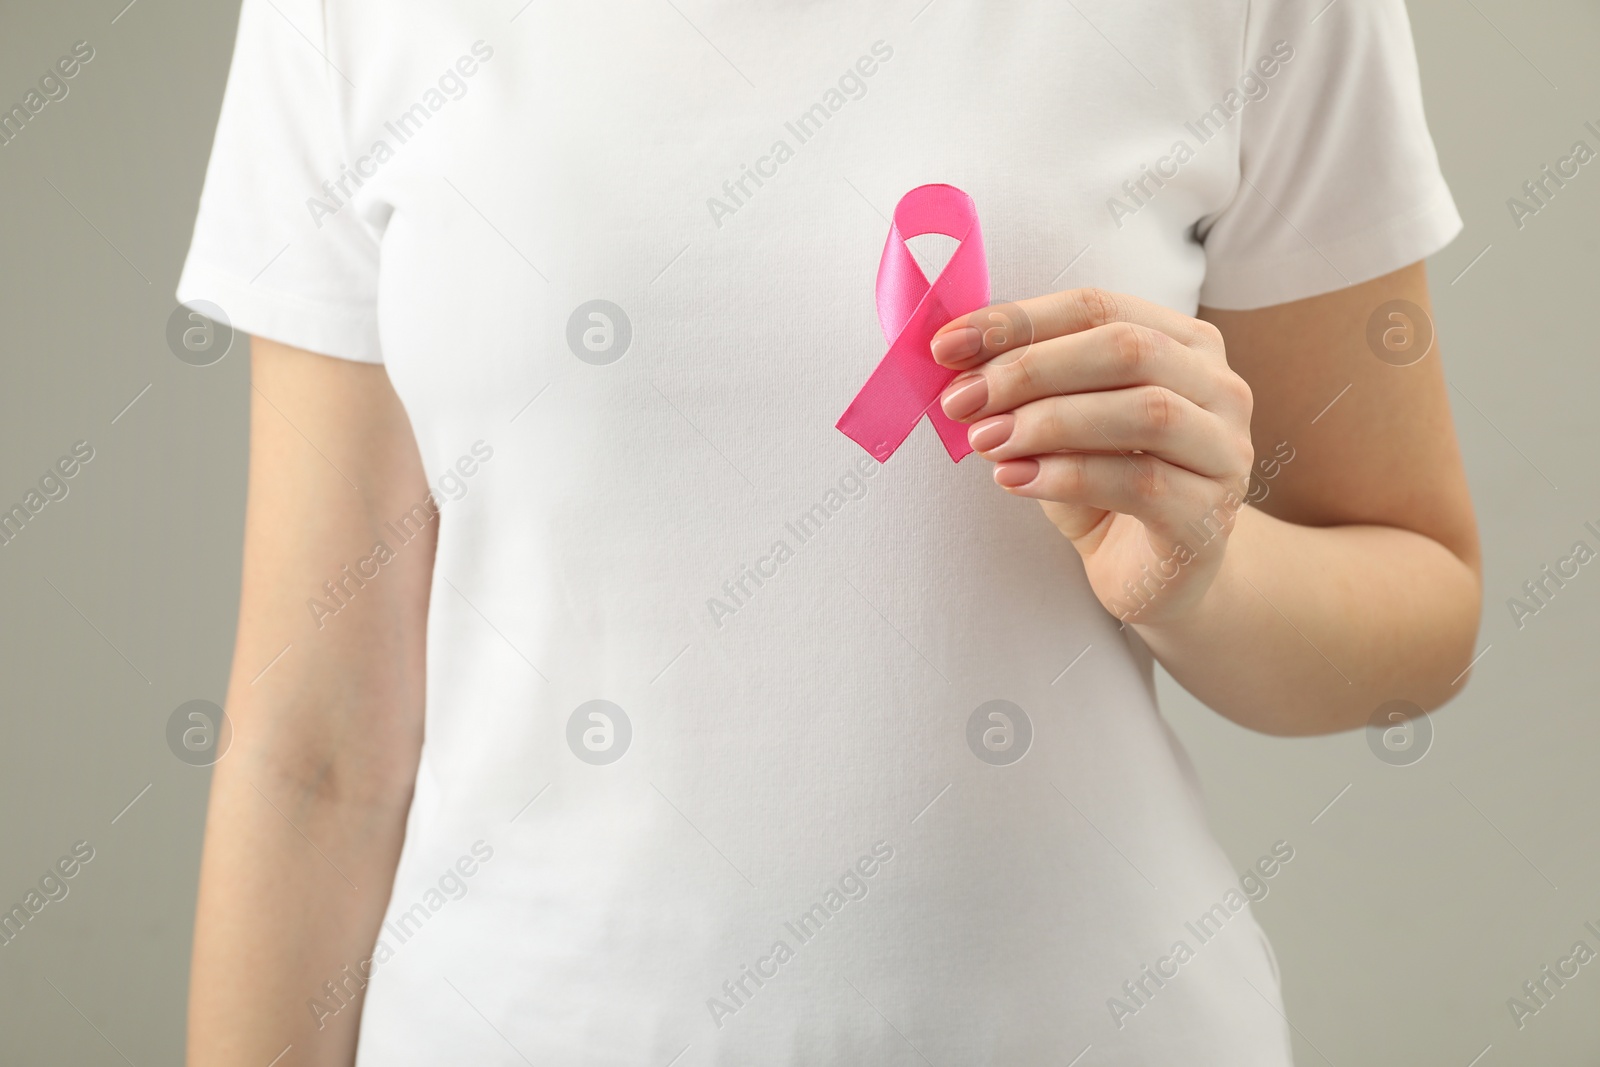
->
xmin=1127 ymin=502 xmax=1261 ymax=643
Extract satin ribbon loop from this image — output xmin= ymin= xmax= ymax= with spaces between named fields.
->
xmin=836 ymin=183 xmax=991 ymax=463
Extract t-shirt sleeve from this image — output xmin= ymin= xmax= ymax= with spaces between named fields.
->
xmin=1195 ymin=0 xmax=1462 ymax=310
xmin=175 ymin=0 xmax=382 ymax=362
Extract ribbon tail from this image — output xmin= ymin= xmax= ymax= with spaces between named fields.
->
xmin=836 ymin=394 xmax=916 ymax=463
xmin=928 ymin=404 xmax=973 ymax=462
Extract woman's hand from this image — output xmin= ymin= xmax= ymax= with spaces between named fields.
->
xmin=931 ymin=288 xmax=1256 ymax=628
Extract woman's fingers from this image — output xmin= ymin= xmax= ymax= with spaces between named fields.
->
xmin=939 ymin=320 xmax=1245 ymax=423
xmin=930 ymin=287 xmax=1222 ymax=372
xmin=968 ymin=387 xmax=1250 ymax=480
xmin=933 ymin=286 xmax=1254 ymax=551
xmin=993 ymin=451 xmax=1241 ymax=547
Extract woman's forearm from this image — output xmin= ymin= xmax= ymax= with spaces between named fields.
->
xmin=1133 ymin=505 xmax=1482 ymax=736
xmin=187 ymin=733 xmax=413 ymax=1066
xmin=187 ymin=608 xmax=426 ymax=1067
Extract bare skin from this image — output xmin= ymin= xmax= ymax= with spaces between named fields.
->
xmin=186 ymin=337 xmax=434 ymax=1066
xmin=188 ymin=262 xmax=1479 ymax=1062
xmin=932 ymin=261 xmax=1481 ymax=735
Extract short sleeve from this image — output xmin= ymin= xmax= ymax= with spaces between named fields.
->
xmin=1196 ymin=0 xmax=1462 ymax=310
xmin=176 ymin=0 xmax=382 ymax=362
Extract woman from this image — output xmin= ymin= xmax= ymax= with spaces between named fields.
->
xmin=178 ymin=0 xmax=1480 ymax=1063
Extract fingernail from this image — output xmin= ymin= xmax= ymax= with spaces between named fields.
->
xmin=968 ymin=414 xmax=1014 ymax=453
xmin=994 ymin=458 xmax=1039 ymax=488
xmin=940 ymin=373 xmax=988 ymax=419
xmin=930 ymin=325 xmax=981 ymax=365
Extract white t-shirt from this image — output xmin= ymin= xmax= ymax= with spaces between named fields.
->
xmin=179 ymin=1 xmax=1458 ymax=1062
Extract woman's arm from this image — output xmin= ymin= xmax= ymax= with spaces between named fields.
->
xmin=1165 ymin=264 xmax=1480 ymax=734
xmin=932 ymin=262 xmax=1481 ymax=736
xmin=187 ymin=337 xmax=435 ymax=1065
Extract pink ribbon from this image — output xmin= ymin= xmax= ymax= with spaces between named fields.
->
xmin=836 ymin=183 xmax=990 ymax=463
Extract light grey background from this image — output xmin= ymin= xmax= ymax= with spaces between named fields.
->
xmin=1 ymin=0 xmax=1596 ymax=1063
